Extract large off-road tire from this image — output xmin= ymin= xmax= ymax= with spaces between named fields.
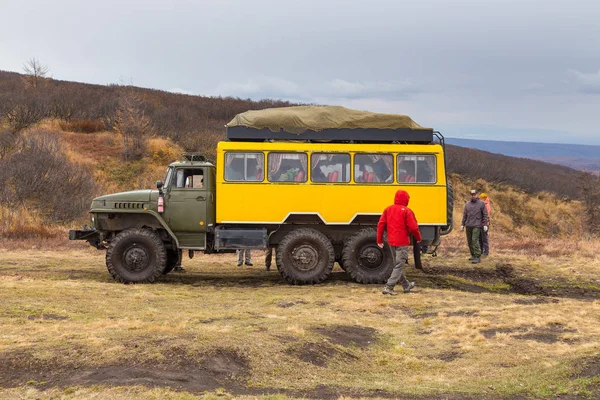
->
xmin=163 ymin=249 xmax=182 ymax=275
xmin=342 ymin=228 xmax=394 ymax=284
xmin=276 ymin=228 xmax=335 ymax=285
xmin=106 ymin=228 xmax=167 ymax=283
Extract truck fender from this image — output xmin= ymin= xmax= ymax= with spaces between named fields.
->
xmin=91 ymin=208 xmax=180 ymax=248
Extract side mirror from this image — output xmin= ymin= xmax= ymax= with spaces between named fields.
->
xmin=156 ymin=181 xmax=163 ymax=189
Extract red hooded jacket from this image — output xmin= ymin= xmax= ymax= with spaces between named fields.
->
xmin=377 ymin=190 xmax=422 ymax=246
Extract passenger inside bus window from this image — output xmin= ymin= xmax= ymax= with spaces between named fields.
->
xmin=417 ymin=161 xmax=434 ymax=183
xmin=277 ymin=164 xmax=299 ymax=181
xmin=226 ymin=158 xmax=244 ymax=181
xmin=312 ymin=166 xmax=328 ymax=182
xmin=398 ymin=161 xmax=416 ymax=183
xmin=355 ymin=154 xmax=392 ymax=183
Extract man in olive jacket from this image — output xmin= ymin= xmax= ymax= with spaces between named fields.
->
xmin=461 ymin=189 xmax=489 ymax=263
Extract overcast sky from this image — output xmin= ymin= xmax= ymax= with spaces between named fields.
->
xmin=1 ymin=0 xmax=599 ymax=144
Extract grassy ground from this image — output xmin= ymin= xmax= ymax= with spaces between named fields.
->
xmin=1 ymin=233 xmax=599 ymax=399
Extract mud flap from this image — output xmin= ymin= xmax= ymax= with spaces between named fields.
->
xmin=413 ymin=242 xmax=422 ymax=270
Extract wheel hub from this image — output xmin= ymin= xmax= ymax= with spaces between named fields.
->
xmin=358 ymin=245 xmax=384 ymax=269
xmin=291 ymin=244 xmax=319 ymax=271
xmin=123 ymin=244 xmax=150 ymax=272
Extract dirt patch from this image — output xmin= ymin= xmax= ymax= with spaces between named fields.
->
xmin=0 ymin=346 xmax=249 ymax=392
xmin=512 ymin=297 xmax=559 ymax=305
xmin=423 ymin=265 xmax=501 ymax=282
xmin=27 ymin=313 xmax=68 ymax=321
xmin=507 ymin=277 xmax=600 ymax=299
xmin=481 ymin=323 xmax=577 ymax=344
xmin=571 ymin=357 xmax=600 ymax=379
xmin=289 ymin=342 xmax=358 ymax=367
xmin=201 ymin=348 xmax=249 ymax=379
xmin=312 ymin=325 xmax=378 ymax=348
xmin=422 ymin=261 xmax=600 ymax=300
xmin=425 ymin=275 xmax=494 ymax=294
xmin=429 ymin=350 xmax=462 ymax=362
xmin=278 ymin=300 xmax=308 ymax=308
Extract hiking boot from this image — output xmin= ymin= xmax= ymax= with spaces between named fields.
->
xmin=403 ymin=282 xmax=416 ymax=293
xmin=471 ymin=257 xmax=481 ymax=264
xmin=382 ymin=287 xmax=399 ymax=296
xmin=245 ymin=262 xmax=253 ymax=266
xmin=482 ymin=252 xmax=489 ymax=257
xmin=468 ymin=257 xmax=476 ymax=261
xmin=173 ymin=266 xmax=185 ymax=272
xmin=265 ymin=266 xmax=271 ymax=271
xmin=236 ymin=261 xmax=243 ymax=267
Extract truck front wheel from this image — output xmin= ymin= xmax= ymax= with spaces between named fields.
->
xmin=106 ymin=228 xmax=166 ymax=283
xmin=342 ymin=228 xmax=394 ymax=284
xmin=276 ymin=228 xmax=334 ymax=285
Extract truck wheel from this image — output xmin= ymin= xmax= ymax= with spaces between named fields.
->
xmin=163 ymin=249 xmax=182 ymax=275
xmin=441 ymin=181 xmax=454 ymax=235
xmin=342 ymin=228 xmax=394 ymax=284
xmin=106 ymin=228 xmax=166 ymax=283
xmin=276 ymin=228 xmax=334 ymax=285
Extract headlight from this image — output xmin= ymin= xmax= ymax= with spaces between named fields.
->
xmin=91 ymin=214 xmax=95 ymax=226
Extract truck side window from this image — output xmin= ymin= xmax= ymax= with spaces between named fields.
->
xmin=267 ymin=152 xmax=308 ymax=182
xmin=225 ymin=152 xmax=264 ymax=182
xmin=175 ymin=169 xmax=204 ymax=189
xmin=311 ymin=153 xmax=350 ymax=183
xmin=354 ymin=154 xmax=393 ymax=183
xmin=397 ymin=155 xmax=436 ymax=183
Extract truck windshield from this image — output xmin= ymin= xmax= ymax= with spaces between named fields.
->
xmin=164 ymin=167 xmax=174 ymax=188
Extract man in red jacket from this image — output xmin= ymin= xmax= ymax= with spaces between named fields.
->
xmin=377 ymin=190 xmax=422 ymax=295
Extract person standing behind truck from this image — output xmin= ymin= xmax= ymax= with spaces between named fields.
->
xmin=461 ymin=189 xmax=489 ymax=264
xmin=479 ymin=193 xmax=491 ymax=256
xmin=377 ymin=189 xmax=422 ymax=295
xmin=236 ymin=249 xmax=252 ymax=267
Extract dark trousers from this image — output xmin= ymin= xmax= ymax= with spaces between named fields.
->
xmin=479 ymin=228 xmax=489 ymax=255
xmin=265 ymin=247 xmax=273 ymax=267
xmin=466 ymin=227 xmax=482 ymax=258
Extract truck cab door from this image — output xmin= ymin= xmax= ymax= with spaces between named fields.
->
xmin=163 ymin=167 xmax=207 ymax=248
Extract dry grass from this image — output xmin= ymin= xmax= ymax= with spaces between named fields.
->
xmin=1 ymin=231 xmax=599 ymax=399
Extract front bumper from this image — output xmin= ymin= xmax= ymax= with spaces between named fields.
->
xmin=68 ymin=228 xmax=105 ymax=249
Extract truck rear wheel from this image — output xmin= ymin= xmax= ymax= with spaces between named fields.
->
xmin=276 ymin=228 xmax=334 ymax=285
xmin=106 ymin=228 xmax=166 ymax=283
xmin=342 ymin=228 xmax=394 ymax=284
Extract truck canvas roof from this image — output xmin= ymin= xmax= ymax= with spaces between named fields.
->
xmin=226 ymin=106 xmax=435 ymax=144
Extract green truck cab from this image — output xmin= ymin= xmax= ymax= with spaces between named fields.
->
xmin=70 ymin=154 xmax=218 ymax=283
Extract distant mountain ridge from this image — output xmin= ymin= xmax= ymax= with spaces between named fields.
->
xmin=446 ymin=137 xmax=600 ymax=171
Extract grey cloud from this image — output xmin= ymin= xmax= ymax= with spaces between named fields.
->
xmin=210 ymin=77 xmax=423 ymax=101
xmin=324 ymin=79 xmax=422 ymax=100
xmin=212 ymin=76 xmax=306 ymax=100
xmin=567 ymin=69 xmax=600 ymax=94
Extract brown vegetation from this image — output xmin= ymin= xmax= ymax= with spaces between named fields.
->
xmin=446 ymin=144 xmax=589 ymax=199
xmin=0 ymin=69 xmax=294 ymax=153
